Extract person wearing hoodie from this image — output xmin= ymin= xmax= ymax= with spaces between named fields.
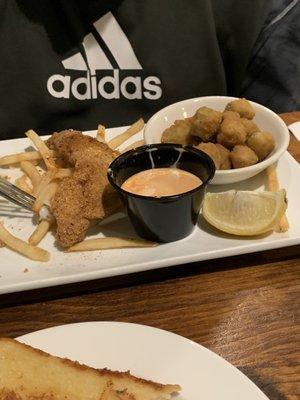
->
xmin=0 ymin=0 xmax=298 ymax=139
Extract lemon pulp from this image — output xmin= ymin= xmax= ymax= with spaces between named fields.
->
xmin=202 ymin=189 xmax=287 ymax=236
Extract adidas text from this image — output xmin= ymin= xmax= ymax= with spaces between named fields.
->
xmin=47 ymin=70 xmax=162 ymax=100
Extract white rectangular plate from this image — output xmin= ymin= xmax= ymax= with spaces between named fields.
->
xmin=0 ymin=127 xmax=299 ymax=295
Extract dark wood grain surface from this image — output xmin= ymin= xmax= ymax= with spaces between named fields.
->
xmin=0 ymin=112 xmax=299 ymax=400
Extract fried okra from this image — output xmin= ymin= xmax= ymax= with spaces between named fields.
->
xmin=160 ymin=97 xmax=275 ymax=170
xmin=217 ymin=118 xmax=247 ymax=149
xmin=225 ymin=98 xmax=255 ymax=119
xmin=240 ymin=118 xmax=260 ymax=138
xmin=196 ymin=142 xmax=221 ymax=169
xmin=246 ymin=131 xmax=275 ymax=161
xmin=216 ymin=143 xmax=231 ymax=169
xmin=230 ymin=145 xmax=258 ymax=168
xmin=161 ymin=119 xmax=193 ymax=144
xmin=190 ymin=107 xmax=222 ymax=142
xmin=222 ymin=110 xmax=240 ymax=120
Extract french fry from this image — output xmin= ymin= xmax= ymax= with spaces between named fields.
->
xmin=33 ymin=168 xmax=66 ymax=212
xmin=15 ymin=175 xmax=32 ymax=194
xmin=0 ymin=221 xmax=50 ymax=261
xmin=28 ymin=218 xmax=53 ymax=246
xmin=25 ymin=129 xmax=56 ymax=170
xmin=54 ymin=168 xmax=73 ymax=179
xmin=121 ymin=139 xmax=145 ymax=153
xmin=97 ymin=124 xmax=105 ymax=142
xmin=20 ymin=161 xmax=41 ymax=192
xmin=107 ymin=118 xmax=145 ymax=150
xmin=266 ymin=165 xmax=279 ymax=191
xmin=35 ymin=170 xmax=55 ymax=196
xmin=30 ymin=159 xmax=41 ymax=166
xmin=0 ymin=150 xmax=53 ymax=166
xmin=33 ymin=181 xmax=58 ymax=213
xmin=275 ymin=214 xmax=289 ymax=233
xmin=67 ymin=236 xmax=158 ymax=252
xmin=266 ymin=165 xmax=289 ymax=232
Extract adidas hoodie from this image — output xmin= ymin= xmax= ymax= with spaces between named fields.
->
xmin=0 ymin=0 xmax=269 ymax=139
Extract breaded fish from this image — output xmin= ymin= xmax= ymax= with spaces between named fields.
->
xmin=48 ymin=130 xmax=122 ymax=248
xmin=0 ymin=338 xmax=180 ymax=400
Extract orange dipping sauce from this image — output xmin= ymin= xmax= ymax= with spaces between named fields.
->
xmin=121 ymin=168 xmax=202 ymax=197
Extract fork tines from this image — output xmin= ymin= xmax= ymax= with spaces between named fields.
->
xmin=0 ymin=176 xmax=35 ymax=211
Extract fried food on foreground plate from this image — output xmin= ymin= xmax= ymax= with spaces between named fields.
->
xmin=0 ymin=338 xmax=181 ymax=400
xmin=215 ymin=144 xmax=231 ymax=170
xmin=195 ymin=142 xmax=222 ymax=169
xmin=25 ymin=129 xmax=56 ymax=170
xmin=48 ymin=130 xmax=122 ymax=248
xmin=190 ymin=106 xmax=222 ymax=142
xmin=161 ymin=119 xmax=194 ymax=145
xmin=67 ymin=236 xmax=158 ymax=252
xmin=14 ymin=174 xmax=32 ymax=194
xmin=20 ymin=161 xmax=42 ymax=192
xmin=247 ymin=131 xmax=275 ymax=161
xmin=160 ymin=98 xmax=276 ymax=170
xmin=97 ymin=124 xmax=106 ymax=142
xmin=230 ymin=145 xmax=258 ymax=169
xmin=240 ymin=118 xmax=260 ymax=138
xmin=266 ymin=164 xmax=289 ymax=233
xmin=222 ymin=110 xmax=240 ymax=120
xmin=0 ymin=221 xmax=50 ymax=262
xmin=0 ymin=125 xmax=156 ymax=260
xmin=28 ymin=218 xmax=53 ymax=246
xmin=108 ymin=118 xmax=145 ymax=149
xmin=217 ymin=118 xmax=247 ymax=149
xmin=225 ymin=98 xmax=255 ymax=119
xmin=196 ymin=142 xmax=231 ymax=170
xmin=0 ymin=150 xmax=55 ymax=166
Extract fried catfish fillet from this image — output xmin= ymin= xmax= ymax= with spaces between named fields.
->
xmin=48 ymin=130 xmax=121 ymax=248
xmin=0 ymin=338 xmax=181 ymax=400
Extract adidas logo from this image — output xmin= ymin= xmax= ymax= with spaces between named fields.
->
xmin=47 ymin=12 xmax=162 ymax=101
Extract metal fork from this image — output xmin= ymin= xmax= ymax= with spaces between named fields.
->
xmin=0 ymin=176 xmax=35 ymax=211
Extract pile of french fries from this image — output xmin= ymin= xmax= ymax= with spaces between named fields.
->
xmin=0 ymin=119 xmax=156 ymax=262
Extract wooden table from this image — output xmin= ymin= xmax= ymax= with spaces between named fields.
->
xmin=0 ymin=113 xmax=299 ymax=400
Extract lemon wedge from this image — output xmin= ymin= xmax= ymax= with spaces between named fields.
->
xmin=202 ymin=189 xmax=287 ymax=236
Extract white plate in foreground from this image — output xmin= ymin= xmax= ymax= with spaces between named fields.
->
xmin=0 ymin=128 xmax=299 ymax=295
xmin=17 ymin=321 xmax=269 ymax=400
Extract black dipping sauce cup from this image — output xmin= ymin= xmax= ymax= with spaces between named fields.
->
xmin=107 ymin=144 xmax=215 ymax=242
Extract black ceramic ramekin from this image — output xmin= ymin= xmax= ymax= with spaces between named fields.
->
xmin=107 ymin=144 xmax=215 ymax=242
